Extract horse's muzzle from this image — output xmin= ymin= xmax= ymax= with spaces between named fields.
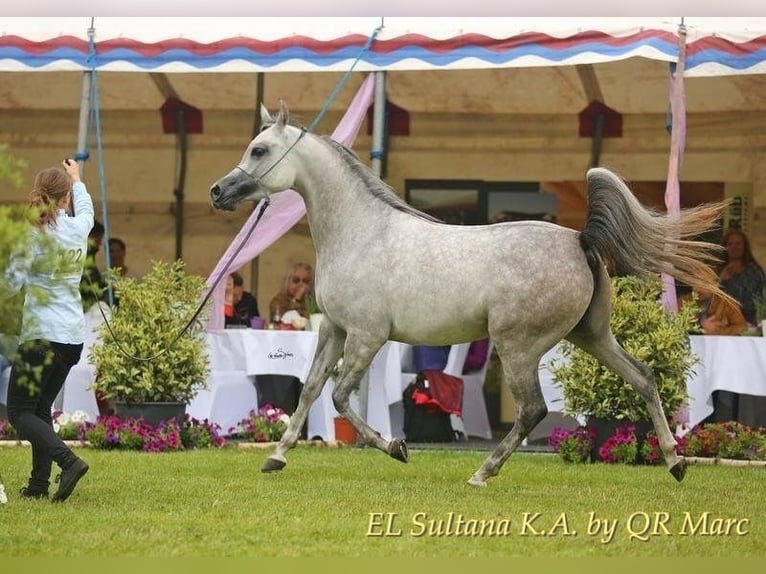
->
xmin=209 ymin=184 xmax=233 ymax=211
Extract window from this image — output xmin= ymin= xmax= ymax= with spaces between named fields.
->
xmin=405 ymin=179 xmax=556 ymax=225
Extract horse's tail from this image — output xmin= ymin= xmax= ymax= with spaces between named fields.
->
xmin=579 ymin=167 xmax=732 ymax=303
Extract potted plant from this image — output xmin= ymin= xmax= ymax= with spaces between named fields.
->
xmin=753 ymin=287 xmax=766 ymax=335
xmin=550 ymin=275 xmax=699 ymax=461
xmin=89 ymin=259 xmax=211 ymax=426
xmin=306 ymin=293 xmax=324 ymax=331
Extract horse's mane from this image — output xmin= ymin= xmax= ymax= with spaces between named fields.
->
xmin=320 ymin=136 xmax=441 ymax=224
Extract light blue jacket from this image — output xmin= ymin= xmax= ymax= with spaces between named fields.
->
xmin=4 ymin=181 xmax=94 ymax=345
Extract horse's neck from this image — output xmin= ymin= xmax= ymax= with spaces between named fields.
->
xmin=295 ymin=145 xmax=395 ymax=253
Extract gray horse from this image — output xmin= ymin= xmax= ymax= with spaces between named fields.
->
xmin=210 ymin=102 xmax=728 ymax=487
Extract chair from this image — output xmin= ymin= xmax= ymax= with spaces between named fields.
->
xmin=457 ymin=341 xmax=495 ymax=439
xmin=389 ymin=342 xmax=471 ymax=439
xmin=188 ymin=370 xmax=259 ymax=435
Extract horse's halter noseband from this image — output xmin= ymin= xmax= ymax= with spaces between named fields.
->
xmin=234 ymin=125 xmax=308 ymax=199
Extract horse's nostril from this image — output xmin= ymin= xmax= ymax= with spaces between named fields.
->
xmin=210 ymin=184 xmax=221 ymax=199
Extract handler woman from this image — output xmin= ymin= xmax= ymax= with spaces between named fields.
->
xmin=4 ymin=159 xmax=92 ymax=502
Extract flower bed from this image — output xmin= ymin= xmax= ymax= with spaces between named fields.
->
xmin=0 ymin=411 xmax=226 ymax=452
xmin=550 ymin=421 xmax=766 ymax=464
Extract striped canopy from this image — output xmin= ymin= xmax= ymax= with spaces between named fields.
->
xmin=2 ymin=17 xmax=766 ymax=76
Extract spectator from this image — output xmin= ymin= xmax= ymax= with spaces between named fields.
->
xmin=269 ymin=262 xmax=313 ymax=324
xmin=108 ymin=237 xmax=137 ymax=279
xmin=79 ymin=219 xmax=106 ymax=310
xmin=718 ymin=228 xmax=765 ymax=326
xmin=224 ymin=271 xmax=260 ymax=328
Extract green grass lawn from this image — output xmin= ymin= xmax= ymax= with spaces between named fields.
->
xmin=0 ymin=444 xmax=763 ymax=557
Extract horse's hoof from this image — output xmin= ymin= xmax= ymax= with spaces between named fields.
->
xmin=467 ymin=475 xmax=487 ymax=488
xmin=388 ymin=439 xmax=408 ymax=463
xmin=669 ymin=458 xmax=686 ymax=482
xmin=261 ymin=456 xmax=287 ymax=473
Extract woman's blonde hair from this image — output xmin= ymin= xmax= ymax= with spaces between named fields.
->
xmin=29 ymin=167 xmax=71 ymax=227
xmin=281 ymin=262 xmax=314 ymax=294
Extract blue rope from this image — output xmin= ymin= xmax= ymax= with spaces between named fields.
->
xmin=86 ymin=21 xmax=115 ymax=307
xmin=306 ymin=24 xmax=383 ymax=133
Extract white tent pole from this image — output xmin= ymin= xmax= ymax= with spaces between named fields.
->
xmin=357 ymin=70 xmax=386 ymax=428
xmin=370 ymin=70 xmax=387 ymax=177
xmin=75 ymin=18 xmax=96 ymax=178
xmin=75 ymin=72 xmax=92 ymax=176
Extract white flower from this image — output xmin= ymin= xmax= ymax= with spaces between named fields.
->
xmin=57 ymin=412 xmax=71 ymax=426
xmin=71 ymin=410 xmax=90 ymax=423
xmin=278 ymin=413 xmax=290 ymax=425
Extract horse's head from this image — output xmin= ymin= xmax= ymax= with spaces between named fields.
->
xmin=209 ymin=101 xmax=301 ymax=211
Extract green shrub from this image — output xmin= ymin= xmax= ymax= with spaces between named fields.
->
xmin=551 ymin=275 xmax=699 ymax=422
xmin=89 ymin=259 xmax=210 ymax=404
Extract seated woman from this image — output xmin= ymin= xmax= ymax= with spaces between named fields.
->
xmin=718 ymin=228 xmax=765 ymax=326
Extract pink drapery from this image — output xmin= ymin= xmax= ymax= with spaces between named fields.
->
xmin=661 ymin=22 xmax=688 ymax=313
xmin=205 ymin=73 xmax=376 ymax=330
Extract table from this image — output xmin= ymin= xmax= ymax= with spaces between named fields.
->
xmin=198 ymin=330 xmax=403 ymax=439
xmin=685 ymin=335 xmax=766 ymax=430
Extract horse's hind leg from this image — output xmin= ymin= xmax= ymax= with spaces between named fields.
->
xmin=262 ymin=321 xmax=345 ymax=473
xmin=468 ymin=340 xmax=547 ymax=487
xmin=331 ymin=334 xmax=406 ymax=462
xmin=567 ymin=331 xmax=685 ymax=481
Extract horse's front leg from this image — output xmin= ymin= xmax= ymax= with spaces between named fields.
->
xmin=262 ymin=321 xmax=345 ymax=473
xmin=332 ymin=335 xmax=408 ymax=463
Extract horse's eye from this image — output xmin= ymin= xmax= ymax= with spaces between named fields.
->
xmin=251 ymin=147 xmax=266 ymax=158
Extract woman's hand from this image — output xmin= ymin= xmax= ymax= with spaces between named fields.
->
xmin=62 ymin=158 xmax=81 ymax=182
xmin=293 ymin=283 xmax=309 ymax=302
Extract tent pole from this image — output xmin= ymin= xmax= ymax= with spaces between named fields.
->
xmin=250 ymin=72 xmax=265 ymax=297
xmin=358 ymin=71 xmax=386 ymax=428
xmin=174 ymin=108 xmax=188 ymax=261
xmin=75 ymin=72 xmax=92 ymax=179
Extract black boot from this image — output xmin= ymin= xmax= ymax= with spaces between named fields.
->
xmin=51 ymin=458 xmax=89 ymax=502
xmin=19 ymin=486 xmax=49 ymax=499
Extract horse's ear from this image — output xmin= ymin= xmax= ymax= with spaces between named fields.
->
xmin=260 ymin=104 xmax=273 ymax=126
xmin=276 ymin=100 xmax=289 ymax=128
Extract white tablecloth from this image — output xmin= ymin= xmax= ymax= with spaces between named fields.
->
xmin=686 ymin=335 xmax=766 ymax=430
xmin=205 ymin=329 xmax=319 ymax=380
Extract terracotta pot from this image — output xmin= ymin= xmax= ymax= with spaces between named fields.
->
xmin=333 ymin=416 xmax=358 ymax=444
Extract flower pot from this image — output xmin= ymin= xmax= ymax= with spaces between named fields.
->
xmin=333 ymin=416 xmax=358 ymax=444
xmin=586 ymin=417 xmax=653 ymax=463
xmin=114 ymin=401 xmax=186 ymax=428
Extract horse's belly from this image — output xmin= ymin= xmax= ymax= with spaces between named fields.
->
xmin=388 ymin=309 xmax=487 ymax=345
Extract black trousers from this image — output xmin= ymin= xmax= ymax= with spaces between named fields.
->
xmin=7 ymin=339 xmax=83 ymax=492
